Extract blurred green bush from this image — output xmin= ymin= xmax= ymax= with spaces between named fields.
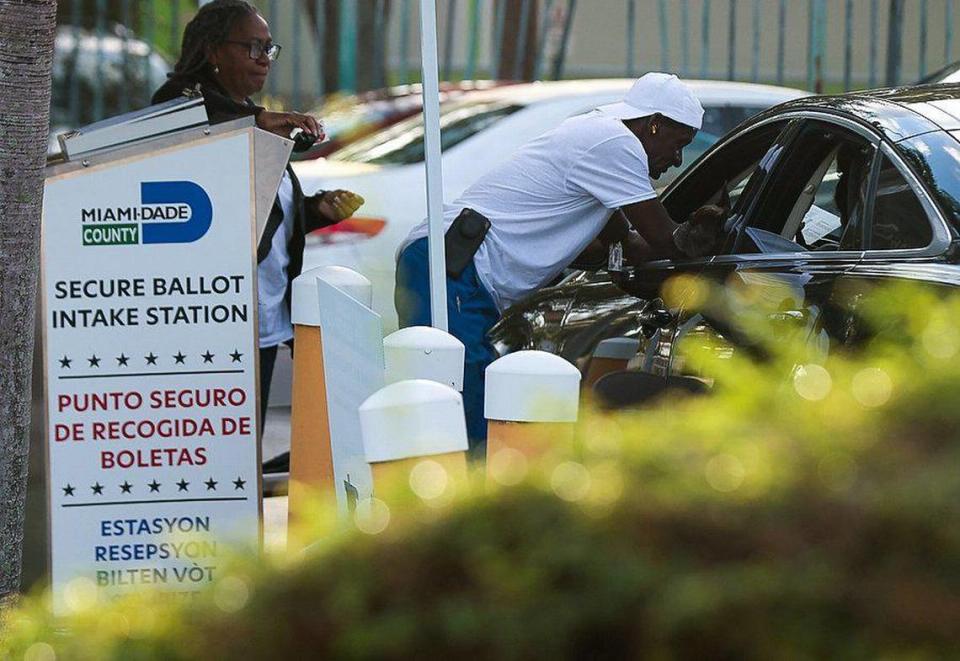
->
xmin=5 ymin=282 xmax=960 ymax=660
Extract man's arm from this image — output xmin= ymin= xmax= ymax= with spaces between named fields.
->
xmin=620 ymin=198 xmax=683 ymax=259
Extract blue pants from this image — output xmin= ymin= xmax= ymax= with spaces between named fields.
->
xmin=395 ymin=237 xmax=499 ymax=459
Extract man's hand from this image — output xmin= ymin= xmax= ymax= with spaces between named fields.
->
xmin=256 ymin=110 xmax=324 ymax=141
xmin=673 ymin=204 xmax=725 ymax=258
xmin=623 ymin=231 xmax=654 ymax=264
xmin=311 ymin=189 xmax=364 ymax=222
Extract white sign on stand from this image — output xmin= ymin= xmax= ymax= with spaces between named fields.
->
xmin=316 ymin=279 xmax=384 ymax=512
xmin=42 ymin=125 xmax=280 ymax=609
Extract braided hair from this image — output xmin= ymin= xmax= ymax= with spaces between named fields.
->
xmin=173 ymin=0 xmax=260 ymax=77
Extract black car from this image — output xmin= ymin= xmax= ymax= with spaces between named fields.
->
xmin=490 ymin=85 xmax=960 ymax=401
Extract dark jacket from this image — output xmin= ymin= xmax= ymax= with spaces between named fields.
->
xmin=151 ymin=73 xmax=336 ymax=314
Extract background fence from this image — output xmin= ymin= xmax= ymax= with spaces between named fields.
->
xmin=50 ymin=0 xmax=960 ymax=133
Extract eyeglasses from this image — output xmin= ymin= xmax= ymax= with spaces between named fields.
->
xmin=223 ymin=39 xmax=282 ymax=62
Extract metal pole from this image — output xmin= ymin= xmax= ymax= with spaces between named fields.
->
xmin=268 ymin=0 xmax=278 ymax=97
xmin=514 ymin=0 xmax=532 ymax=80
xmin=145 ymin=0 xmax=157 ymax=100
xmin=533 ymin=0 xmax=555 ymax=80
xmin=419 ymin=0 xmax=448 ymax=332
xmin=339 ymin=0 xmax=358 ymax=92
xmin=315 ymin=0 xmax=326 ymax=98
xmin=947 ymin=0 xmax=955 ymax=64
xmin=658 ymin=0 xmax=670 ymax=72
xmin=292 ymin=0 xmax=302 ymax=107
xmin=919 ymin=0 xmax=928 ymax=78
xmin=552 ymin=0 xmax=576 ymax=80
xmin=171 ymin=0 xmax=181 ymax=65
xmin=844 ymin=0 xmax=853 ymax=90
xmin=814 ymin=0 xmax=826 ymax=93
xmin=626 ymin=0 xmax=636 ymax=77
xmin=373 ymin=0 xmax=386 ymax=88
xmin=120 ymin=0 xmax=131 ymax=112
xmin=869 ymin=0 xmax=878 ymax=86
xmin=492 ymin=0 xmax=506 ymax=79
xmin=807 ymin=0 xmax=814 ymax=90
xmin=701 ymin=0 xmax=711 ymax=77
xmin=681 ymin=0 xmax=690 ymax=76
xmin=443 ymin=0 xmax=457 ymax=82
xmin=777 ymin=0 xmax=786 ymax=85
xmin=95 ymin=0 xmax=106 ymax=121
xmin=400 ymin=0 xmax=411 ymax=84
xmin=69 ymin=0 xmax=83 ymax=127
xmin=751 ymin=0 xmax=760 ymax=82
xmin=727 ymin=0 xmax=736 ymax=80
xmin=465 ymin=0 xmax=481 ymax=80
xmin=886 ymin=0 xmax=904 ymax=86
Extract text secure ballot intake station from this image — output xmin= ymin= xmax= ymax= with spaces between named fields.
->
xmin=41 ymin=116 xmax=289 ymax=610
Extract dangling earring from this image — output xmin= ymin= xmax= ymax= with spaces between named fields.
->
xmin=651 ymin=125 xmax=658 ymax=135
xmin=213 ymin=65 xmax=220 ymax=74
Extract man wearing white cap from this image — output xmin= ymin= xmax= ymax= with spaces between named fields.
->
xmin=396 ymin=73 xmax=719 ymax=455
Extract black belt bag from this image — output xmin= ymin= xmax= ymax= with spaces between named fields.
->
xmin=445 ymin=208 xmax=491 ymax=278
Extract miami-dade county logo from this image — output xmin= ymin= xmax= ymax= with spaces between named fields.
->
xmin=80 ymin=181 xmax=212 ymax=246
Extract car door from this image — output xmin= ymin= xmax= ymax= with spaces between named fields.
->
xmin=569 ymin=117 xmax=801 ymax=384
xmin=669 ymin=115 xmax=883 ymax=382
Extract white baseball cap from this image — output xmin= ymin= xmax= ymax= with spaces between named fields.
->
xmin=597 ymin=72 xmax=704 ymax=130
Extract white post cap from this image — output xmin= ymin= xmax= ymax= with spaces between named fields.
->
xmin=593 ymin=337 xmax=641 ymax=360
xmin=291 ymin=265 xmax=372 ymax=326
xmin=485 ymin=350 xmax=581 ymax=423
xmin=384 ymin=326 xmax=465 ymax=391
xmin=359 ymin=379 xmax=469 ymax=463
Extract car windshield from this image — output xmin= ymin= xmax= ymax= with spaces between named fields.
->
xmin=329 ymin=99 xmax=522 ymax=165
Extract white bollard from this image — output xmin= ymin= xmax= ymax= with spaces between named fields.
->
xmin=584 ymin=337 xmax=641 ymax=389
xmin=383 ymin=326 xmax=465 ymax=391
xmin=288 ymin=266 xmax=372 ymax=529
xmin=359 ymin=379 xmax=469 ymax=494
xmin=484 ymin=351 xmax=581 ymax=461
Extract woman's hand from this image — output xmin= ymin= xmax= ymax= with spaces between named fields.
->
xmin=256 ymin=110 xmax=324 ymax=140
xmin=311 ymin=189 xmax=365 ymax=222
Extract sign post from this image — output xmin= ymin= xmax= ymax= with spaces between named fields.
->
xmin=41 ymin=115 xmax=289 ymax=610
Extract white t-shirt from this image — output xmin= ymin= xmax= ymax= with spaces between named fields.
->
xmin=257 ymin=172 xmax=295 ymax=348
xmin=401 ymin=111 xmax=656 ymax=310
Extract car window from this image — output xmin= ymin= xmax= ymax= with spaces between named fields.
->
xmin=663 ymin=120 xmax=791 ymax=225
xmin=891 ymin=131 xmax=960 ymax=235
xmin=701 ymin=105 xmax=769 ymax=137
xmin=330 ymin=100 xmax=521 ymax=165
xmin=868 ymin=154 xmax=933 ymax=250
xmin=736 ymin=122 xmax=876 ymax=254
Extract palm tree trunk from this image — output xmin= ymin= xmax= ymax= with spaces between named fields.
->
xmin=0 ymin=0 xmax=58 ymax=602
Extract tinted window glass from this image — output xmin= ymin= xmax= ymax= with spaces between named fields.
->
xmin=330 ymin=101 xmax=521 ymax=165
xmin=739 ymin=122 xmax=875 ymax=254
xmin=896 ymin=131 xmax=960 ymax=229
xmin=701 ymin=105 xmax=768 ymax=137
xmin=869 ymin=155 xmax=932 ymax=250
xmin=663 ymin=120 xmax=790 ymax=223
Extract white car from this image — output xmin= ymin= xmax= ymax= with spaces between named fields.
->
xmin=294 ymin=79 xmax=808 ymax=330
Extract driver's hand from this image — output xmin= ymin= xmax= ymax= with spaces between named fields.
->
xmin=674 ymin=204 xmax=724 ymax=257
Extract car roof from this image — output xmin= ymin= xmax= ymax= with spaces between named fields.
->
xmin=760 ymin=83 xmax=960 ymax=140
xmin=431 ymin=78 xmax=809 ymax=108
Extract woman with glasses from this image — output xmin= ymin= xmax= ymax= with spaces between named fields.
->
xmin=152 ymin=0 xmax=363 ymax=432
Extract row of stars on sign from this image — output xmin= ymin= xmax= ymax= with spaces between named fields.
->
xmin=58 ymin=350 xmax=244 ymax=369
xmin=61 ymin=477 xmax=247 ymax=496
